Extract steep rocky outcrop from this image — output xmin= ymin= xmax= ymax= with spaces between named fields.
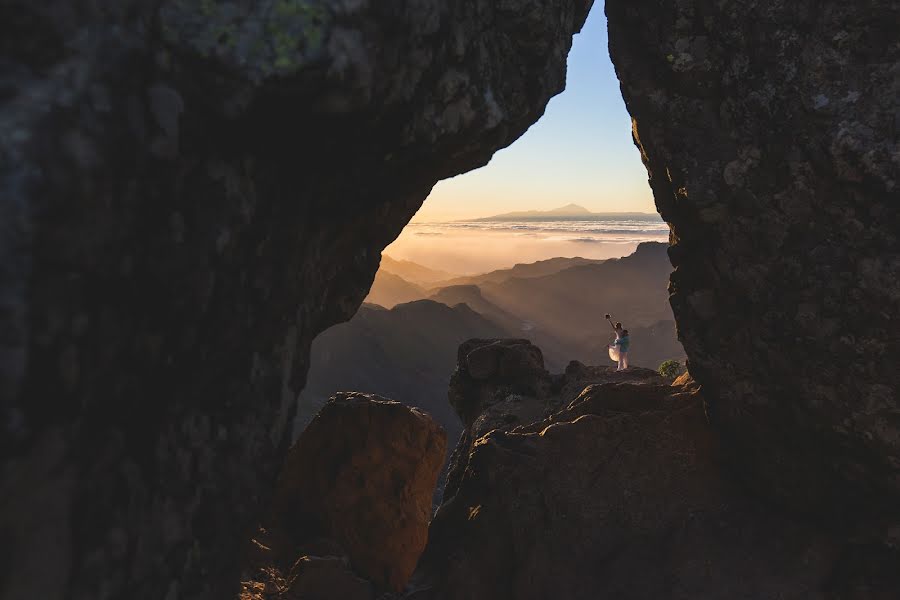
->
xmin=272 ymin=392 xmax=446 ymax=592
xmin=607 ymin=0 xmax=900 ymax=526
xmin=411 ymin=339 xmax=900 ymax=600
xmin=0 ymin=2 xmax=589 ymax=599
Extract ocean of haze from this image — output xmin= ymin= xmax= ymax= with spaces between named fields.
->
xmin=385 ymin=214 xmax=670 ymax=274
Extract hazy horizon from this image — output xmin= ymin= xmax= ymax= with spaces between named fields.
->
xmin=410 ymin=7 xmax=652 ymax=223
xmin=384 ymin=213 xmax=669 ymax=274
xmin=383 ymin=6 xmax=663 ymax=275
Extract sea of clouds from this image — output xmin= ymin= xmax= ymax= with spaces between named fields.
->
xmin=408 ymin=216 xmax=670 ymax=244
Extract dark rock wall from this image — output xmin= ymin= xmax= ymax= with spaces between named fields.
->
xmin=607 ymin=0 xmax=900 ymax=526
xmin=0 ymin=2 xmax=590 ymax=599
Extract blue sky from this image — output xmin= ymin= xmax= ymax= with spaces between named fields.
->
xmin=413 ymin=6 xmax=655 ymax=222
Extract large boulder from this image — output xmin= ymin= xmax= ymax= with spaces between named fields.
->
xmin=607 ymin=0 xmax=900 ymax=525
xmin=0 ymin=2 xmax=590 ymax=598
xmin=272 ymin=393 xmax=446 ymax=592
xmin=464 ymin=339 xmax=545 ymax=382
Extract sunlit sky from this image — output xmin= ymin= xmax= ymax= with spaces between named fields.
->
xmin=412 ymin=6 xmax=655 ymax=222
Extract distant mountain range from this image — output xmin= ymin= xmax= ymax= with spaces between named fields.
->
xmin=432 ymin=256 xmax=606 ymax=288
xmin=365 ymin=242 xmax=678 ymax=361
xmin=469 ymin=203 xmax=657 ymax=222
xmin=474 ymin=242 xmax=674 ymax=349
xmin=366 ymin=254 xmax=608 ymax=307
xmin=304 ymin=243 xmax=685 ymax=462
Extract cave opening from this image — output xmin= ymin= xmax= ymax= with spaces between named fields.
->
xmin=276 ymin=14 xmax=690 ymax=595
xmin=6 ymin=1 xmax=897 ymax=598
xmin=294 ymin=2 xmax=685 ymax=443
xmin=269 ymin=6 xmax=694 ymax=594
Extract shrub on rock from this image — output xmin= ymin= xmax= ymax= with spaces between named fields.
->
xmin=658 ymin=359 xmax=685 ymax=380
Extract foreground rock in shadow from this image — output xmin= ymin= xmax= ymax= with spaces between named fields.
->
xmin=409 ymin=340 xmax=900 ymax=600
xmin=268 ymin=393 xmax=445 ymax=593
xmin=0 ymin=3 xmax=589 ymax=598
xmin=607 ymin=0 xmax=900 ymax=526
xmin=241 ymin=554 xmax=373 ymax=600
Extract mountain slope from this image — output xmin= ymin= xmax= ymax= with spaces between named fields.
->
xmin=295 ymin=300 xmax=507 ymax=441
xmin=428 ymin=285 xmax=572 ymax=371
xmin=428 ymin=285 xmax=524 ymax=334
xmin=380 ymin=255 xmax=458 ymax=286
xmin=432 ymin=256 xmax=606 ymax=289
xmin=477 ymin=242 xmax=673 ymax=348
xmin=364 ymin=270 xmax=427 ymax=308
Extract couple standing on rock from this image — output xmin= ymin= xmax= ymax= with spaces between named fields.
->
xmin=605 ymin=314 xmax=630 ymax=371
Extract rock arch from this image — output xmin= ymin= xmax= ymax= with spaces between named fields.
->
xmin=1 ymin=0 xmax=897 ymax=598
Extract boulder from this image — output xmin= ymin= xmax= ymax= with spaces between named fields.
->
xmin=464 ymin=339 xmax=545 ymax=382
xmin=273 ymin=393 xmax=446 ymax=591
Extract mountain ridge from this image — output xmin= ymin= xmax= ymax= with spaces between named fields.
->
xmin=380 ymin=255 xmax=459 ymax=286
xmin=429 ymin=256 xmax=607 ymax=289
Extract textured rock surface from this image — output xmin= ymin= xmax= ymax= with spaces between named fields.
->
xmin=241 ymin=554 xmax=374 ymax=600
xmin=272 ymin=392 xmax=446 ymax=591
xmin=607 ymin=0 xmax=900 ymax=526
xmin=280 ymin=556 xmax=374 ymax=600
xmin=411 ymin=341 xmax=900 ymax=600
xmin=0 ymin=2 xmax=589 ymax=599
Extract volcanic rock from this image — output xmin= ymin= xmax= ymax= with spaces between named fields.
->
xmin=281 ymin=556 xmax=375 ymax=600
xmin=464 ymin=339 xmax=545 ymax=382
xmin=0 ymin=2 xmax=589 ymax=598
xmin=272 ymin=393 xmax=446 ymax=591
xmin=607 ymin=0 xmax=900 ymax=526
xmin=410 ymin=340 xmax=900 ymax=600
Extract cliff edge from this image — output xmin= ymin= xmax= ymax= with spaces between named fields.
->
xmin=411 ymin=339 xmax=900 ymax=599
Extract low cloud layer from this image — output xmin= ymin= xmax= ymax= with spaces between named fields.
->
xmin=385 ymin=218 xmax=670 ymax=274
